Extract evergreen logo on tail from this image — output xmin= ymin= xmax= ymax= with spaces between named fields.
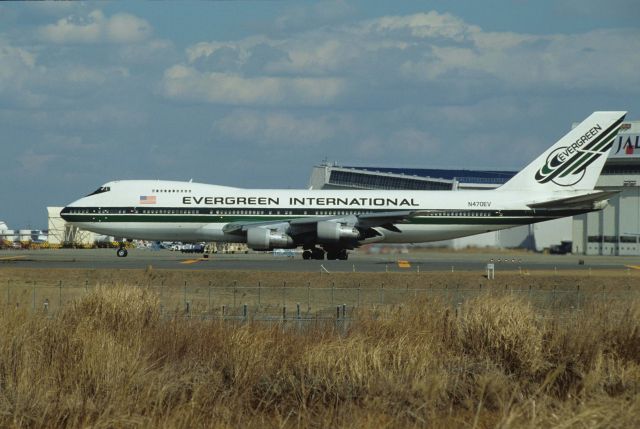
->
xmin=535 ymin=119 xmax=623 ymax=187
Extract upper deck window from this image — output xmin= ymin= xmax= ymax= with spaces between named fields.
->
xmin=87 ymin=186 xmax=111 ymax=196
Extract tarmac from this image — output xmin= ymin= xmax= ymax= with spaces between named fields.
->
xmin=0 ymin=248 xmax=637 ymax=273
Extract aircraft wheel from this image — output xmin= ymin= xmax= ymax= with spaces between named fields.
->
xmin=338 ymin=249 xmax=348 ymax=260
xmin=117 ymin=248 xmax=128 ymax=258
xmin=302 ymin=250 xmax=312 ymax=260
xmin=326 ymin=251 xmax=338 ymax=260
xmin=312 ymin=248 xmax=325 ymax=260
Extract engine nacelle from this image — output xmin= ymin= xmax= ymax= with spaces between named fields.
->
xmin=317 ymin=221 xmax=360 ymax=243
xmin=246 ymin=228 xmax=294 ymax=250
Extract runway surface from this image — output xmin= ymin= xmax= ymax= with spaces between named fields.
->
xmin=0 ymin=248 xmax=637 ymax=272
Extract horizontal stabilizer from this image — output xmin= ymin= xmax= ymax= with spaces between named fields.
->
xmin=527 ymin=190 xmax=619 ymax=209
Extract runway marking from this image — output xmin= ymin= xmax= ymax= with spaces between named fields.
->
xmin=0 ymin=256 xmax=26 ymax=261
xmin=397 ymin=260 xmax=411 ymax=268
xmin=180 ymin=258 xmax=207 ymax=265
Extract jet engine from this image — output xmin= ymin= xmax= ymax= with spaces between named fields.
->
xmin=316 ymin=221 xmax=360 ymax=243
xmin=246 ymin=227 xmax=294 ymax=250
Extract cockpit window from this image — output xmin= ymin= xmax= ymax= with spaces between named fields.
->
xmin=86 ymin=186 xmax=111 ymax=196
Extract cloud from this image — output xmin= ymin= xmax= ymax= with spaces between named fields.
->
xmin=360 ymin=11 xmax=480 ymax=41
xmin=0 ymin=38 xmax=36 ymax=82
xmin=39 ymin=10 xmax=152 ymax=44
xmin=162 ymin=65 xmax=345 ymax=106
xmin=170 ymin=9 xmax=640 ymax=108
xmin=0 ymin=38 xmax=45 ymax=107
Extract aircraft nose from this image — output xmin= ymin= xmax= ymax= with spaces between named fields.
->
xmin=60 ymin=197 xmax=85 ymax=222
xmin=60 ymin=206 xmax=72 ymax=222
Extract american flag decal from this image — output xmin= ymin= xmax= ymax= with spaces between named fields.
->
xmin=140 ymin=195 xmax=157 ymax=204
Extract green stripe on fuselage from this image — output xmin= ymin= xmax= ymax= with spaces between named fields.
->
xmin=63 ymin=213 xmax=559 ymax=226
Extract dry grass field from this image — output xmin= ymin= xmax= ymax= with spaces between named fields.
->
xmin=0 ymin=286 xmax=638 ymax=428
xmin=0 ymin=268 xmax=638 ymax=427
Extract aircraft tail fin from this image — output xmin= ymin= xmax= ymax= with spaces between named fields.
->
xmin=498 ymin=111 xmax=626 ymax=192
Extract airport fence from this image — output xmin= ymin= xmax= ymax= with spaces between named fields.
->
xmin=2 ymin=279 xmax=638 ymax=327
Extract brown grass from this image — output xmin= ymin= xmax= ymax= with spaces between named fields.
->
xmin=0 ymin=285 xmax=638 ymax=428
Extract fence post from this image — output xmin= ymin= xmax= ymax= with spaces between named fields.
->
xmin=234 ymin=281 xmax=237 ymax=308
xmin=342 ymin=303 xmax=346 ymax=319
xmin=380 ymin=283 xmax=385 ymax=305
xmin=222 ymin=305 xmax=226 ymax=318
xmin=85 ymin=280 xmax=88 ymax=293
xmin=282 ymin=281 xmax=286 ymax=306
xmin=243 ymin=304 xmax=248 ymax=322
xmin=282 ymin=305 xmax=286 ymax=321
xmin=296 ymin=302 xmax=301 ymax=319
xmin=357 ymin=283 xmax=361 ymax=307
xmin=307 ymin=281 xmax=311 ymax=312
xmin=331 ymin=282 xmax=335 ymax=305
xmin=183 ymin=281 xmax=187 ymax=305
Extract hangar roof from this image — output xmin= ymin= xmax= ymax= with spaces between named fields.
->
xmin=341 ymin=166 xmax=517 ymax=184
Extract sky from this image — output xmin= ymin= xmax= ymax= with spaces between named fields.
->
xmin=1 ymin=0 xmax=639 ymax=229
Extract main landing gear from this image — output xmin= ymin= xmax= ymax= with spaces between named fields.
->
xmin=302 ymin=247 xmax=326 ymax=260
xmin=326 ymin=248 xmax=348 ymax=261
xmin=301 ymin=247 xmax=348 ymax=260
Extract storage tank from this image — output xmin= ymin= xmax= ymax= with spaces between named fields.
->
xmin=2 ymin=230 xmax=16 ymax=243
xmin=19 ymin=229 xmax=32 ymax=244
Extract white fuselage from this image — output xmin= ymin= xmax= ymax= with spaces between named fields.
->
xmin=61 ymin=180 xmax=587 ymax=245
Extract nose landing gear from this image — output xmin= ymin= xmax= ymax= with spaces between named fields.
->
xmin=116 ymin=240 xmax=129 ymax=257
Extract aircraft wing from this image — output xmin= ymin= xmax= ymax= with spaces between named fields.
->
xmin=221 ymin=210 xmax=417 ymax=235
xmin=527 ymin=190 xmax=619 ymax=209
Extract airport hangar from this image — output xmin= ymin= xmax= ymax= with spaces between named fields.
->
xmin=308 ymin=120 xmax=640 ymax=256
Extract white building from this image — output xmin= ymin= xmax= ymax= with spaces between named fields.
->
xmin=572 ymin=121 xmax=640 ymax=255
xmin=47 ymin=207 xmax=99 ymax=247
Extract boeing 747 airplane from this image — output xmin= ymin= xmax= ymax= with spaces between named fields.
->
xmin=61 ymin=111 xmax=626 ymax=260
